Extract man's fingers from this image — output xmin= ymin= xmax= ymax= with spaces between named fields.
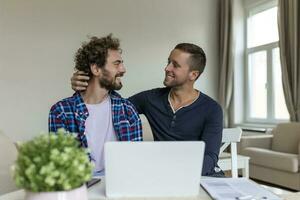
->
xmin=71 ymin=70 xmax=88 ymax=92
xmin=76 ymin=75 xmax=90 ymax=81
xmin=74 ymin=86 xmax=87 ymax=91
xmin=75 ymin=80 xmax=88 ymax=87
xmin=71 ymin=74 xmax=89 ymax=83
xmin=74 ymin=70 xmax=88 ymax=75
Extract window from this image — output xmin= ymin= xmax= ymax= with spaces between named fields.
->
xmin=245 ymin=3 xmax=289 ymax=124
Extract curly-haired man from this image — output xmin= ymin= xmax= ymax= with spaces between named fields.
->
xmin=49 ymin=34 xmax=142 ymax=176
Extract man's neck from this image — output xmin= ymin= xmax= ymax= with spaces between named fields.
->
xmin=169 ymin=85 xmax=199 ymax=111
xmin=81 ymin=78 xmax=109 ymax=104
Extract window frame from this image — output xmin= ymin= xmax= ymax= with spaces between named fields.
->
xmin=244 ymin=1 xmax=289 ymax=124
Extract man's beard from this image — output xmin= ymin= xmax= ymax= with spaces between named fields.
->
xmin=163 ymin=79 xmax=172 ymax=87
xmin=99 ymin=69 xmax=123 ymax=91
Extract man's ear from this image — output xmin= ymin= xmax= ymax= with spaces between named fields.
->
xmin=90 ymin=64 xmax=101 ymax=76
xmin=189 ymin=70 xmax=200 ymax=81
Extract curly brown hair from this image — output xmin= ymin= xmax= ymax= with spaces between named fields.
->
xmin=74 ymin=34 xmax=121 ymax=77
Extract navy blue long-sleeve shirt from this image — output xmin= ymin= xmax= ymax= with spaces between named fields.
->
xmin=128 ymin=87 xmax=223 ymax=176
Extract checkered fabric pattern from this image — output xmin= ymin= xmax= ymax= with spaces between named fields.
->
xmin=49 ymin=91 xmax=143 ymax=148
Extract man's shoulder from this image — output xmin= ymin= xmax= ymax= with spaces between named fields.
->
xmin=198 ymin=92 xmax=222 ymax=111
xmin=110 ymin=91 xmax=140 ymax=120
xmin=138 ymin=87 xmax=170 ymax=97
xmin=50 ymin=94 xmax=77 ymax=114
xmin=110 ymin=91 xmax=136 ymax=108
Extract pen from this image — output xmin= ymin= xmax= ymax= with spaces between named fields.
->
xmin=235 ymin=195 xmax=253 ymax=200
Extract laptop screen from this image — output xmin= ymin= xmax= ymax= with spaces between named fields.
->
xmin=105 ymin=141 xmax=205 ymax=198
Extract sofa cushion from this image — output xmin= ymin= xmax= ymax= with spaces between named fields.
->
xmin=272 ymin=123 xmax=300 ymax=154
xmin=243 ymin=147 xmax=299 ymax=173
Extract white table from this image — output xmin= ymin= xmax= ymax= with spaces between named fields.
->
xmin=1 ymin=177 xmax=298 ymax=200
xmin=0 ymin=177 xmax=211 ymax=200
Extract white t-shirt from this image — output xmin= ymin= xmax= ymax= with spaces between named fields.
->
xmin=85 ymin=96 xmax=117 ymax=173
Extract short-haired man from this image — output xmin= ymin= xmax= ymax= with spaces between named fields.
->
xmin=71 ymin=43 xmax=223 ymax=176
xmin=49 ymin=35 xmax=142 ymax=175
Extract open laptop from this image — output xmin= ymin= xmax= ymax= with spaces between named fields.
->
xmin=104 ymin=141 xmax=205 ymax=198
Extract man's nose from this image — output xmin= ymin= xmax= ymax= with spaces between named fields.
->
xmin=119 ymin=63 xmax=126 ymax=74
xmin=165 ymin=63 xmax=172 ymax=72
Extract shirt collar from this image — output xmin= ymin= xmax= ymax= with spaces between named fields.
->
xmin=72 ymin=90 xmax=122 ymax=108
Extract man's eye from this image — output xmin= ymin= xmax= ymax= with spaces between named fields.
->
xmin=173 ymin=63 xmax=179 ymax=68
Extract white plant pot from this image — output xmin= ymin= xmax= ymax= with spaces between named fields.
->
xmin=25 ymin=184 xmax=88 ymax=200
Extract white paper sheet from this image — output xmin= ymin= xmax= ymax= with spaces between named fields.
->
xmin=201 ymin=178 xmax=282 ymax=200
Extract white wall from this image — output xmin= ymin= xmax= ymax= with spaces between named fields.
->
xmin=0 ymin=0 xmax=220 ymax=141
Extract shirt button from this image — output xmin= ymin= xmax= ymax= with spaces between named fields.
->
xmin=173 ymin=115 xmax=176 ymax=120
xmin=171 ymin=121 xmax=175 ymax=127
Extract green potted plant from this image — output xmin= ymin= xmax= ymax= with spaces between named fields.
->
xmin=12 ymin=129 xmax=93 ymax=200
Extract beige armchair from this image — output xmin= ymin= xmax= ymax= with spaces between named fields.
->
xmin=239 ymin=123 xmax=300 ymax=190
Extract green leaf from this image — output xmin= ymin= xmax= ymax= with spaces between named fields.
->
xmin=13 ymin=129 xmax=93 ymax=192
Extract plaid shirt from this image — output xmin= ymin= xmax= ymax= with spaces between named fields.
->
xmin=49 ymin=91 xmax=143 ymax=148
